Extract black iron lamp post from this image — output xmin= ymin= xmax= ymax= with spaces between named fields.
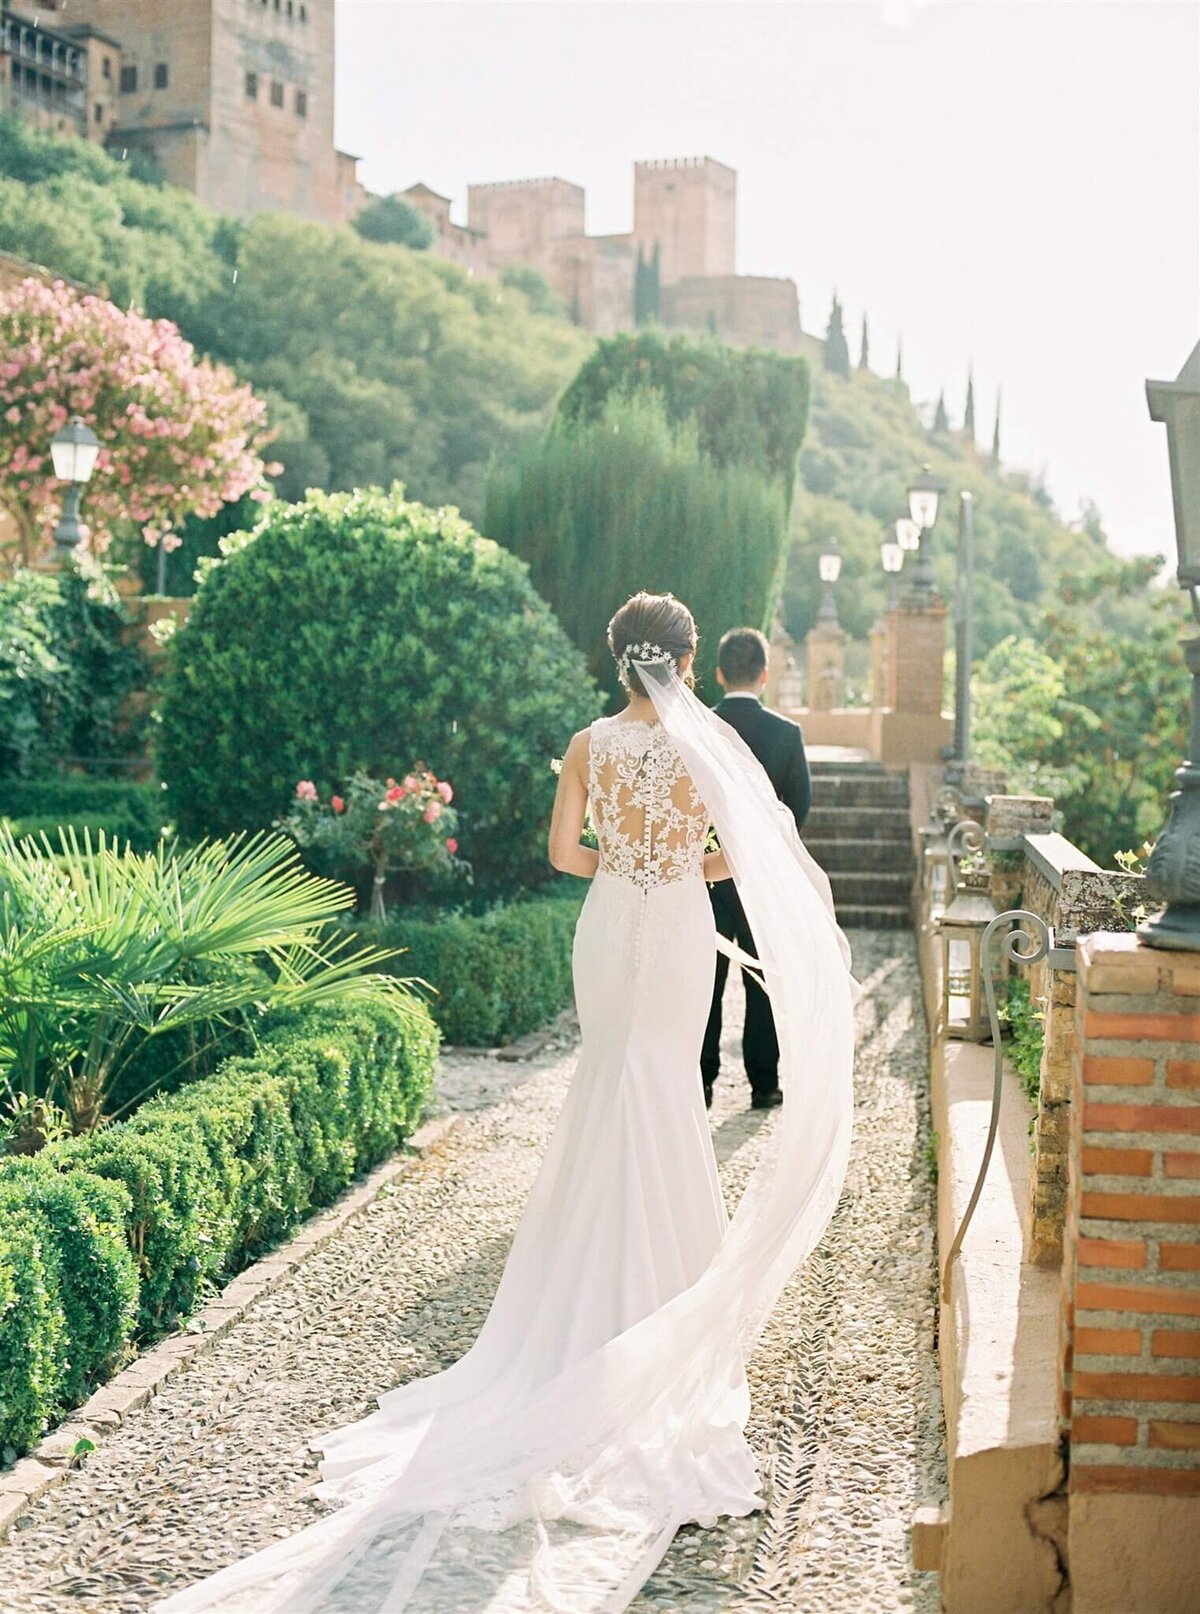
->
xmin=818 ymin=534 xmax=843 ymax=625
xmin=905 ymin=463 xmax=945 ymax=597
xmin=953 ymin=490 xmax=976 ymax=763
xmin=50 ymin=415 xmax=100 ymax=559
xmin=881 ymin=528 xmax=904 ymax=608
xmin=1140 ymin=340 xmax=1200 ymax=950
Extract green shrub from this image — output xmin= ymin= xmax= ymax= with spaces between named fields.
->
xmin=357 ymin=892 xmax=583 ymax=1046
xmin=0 ymin=775 xmax=167 ymax=853
xmin=0 ymin=997 xmax=436 ymax=1452
xmin=156 ymin=487 xmax=600 ymax=892
xmin=1002 ymin=977 xmax=1045 ymax=1105
xmin=485 ymin=393 xmax=790 ymax=700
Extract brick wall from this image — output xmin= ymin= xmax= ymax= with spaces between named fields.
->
xmin=885 ymin=598 xmax=947 ymax=716
xmin=1061 ymin=932 xmax=1200 ymax=1503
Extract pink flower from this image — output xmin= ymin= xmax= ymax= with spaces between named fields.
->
xmin=437 ymin=781 xmax=453 ymax=804
xmin=331 ymin=795 xmax=345 ymax=814
xmin=423 ymin=801 xmax=442 ymax=824
xmin=295 ymin=780 xmax=318 ymax=802
xmin=386 ymin=784 xmax=406 ymax=803
xmin=402 ymin=775 xmax=418 ymax=791
xmin=445 ymin=837 xmax=458 ymax=855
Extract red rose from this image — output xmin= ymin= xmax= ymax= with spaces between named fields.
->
xmin=445 ymin=837 xmax=458 ymax=854
xmin=331 ymin=795 xmax=345 ymax=814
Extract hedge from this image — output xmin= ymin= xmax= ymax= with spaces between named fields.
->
xmin=358 ymin=892 xmax=583 ymax=1047
xmin=0 ymin=997 xmax=437 ymax=1454
xmin=0 ymin=775 xmax=166 ymax=853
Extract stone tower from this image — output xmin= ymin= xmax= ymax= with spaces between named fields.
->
xmin=632 ymin=156 xmax=736 ymax=287
xmin=47 ymin=0 xmax=360 ymax=224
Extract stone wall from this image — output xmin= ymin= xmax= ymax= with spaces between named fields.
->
xmin=660 ymin=274 xmax=802 ymax=352
xmin=631 ymin=155 xmax=736 ymax=287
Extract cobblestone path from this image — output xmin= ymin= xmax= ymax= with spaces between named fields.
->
xmin=0 ymin=931 xmax=943 ymax=1613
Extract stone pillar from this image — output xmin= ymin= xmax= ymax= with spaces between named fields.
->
xmin=805 ymin=621 xmax=845 ymax=712
xmin=1062 ymin=932 xmax=1200 ymax=1613
xmin=888 ymin=595 xmax=948 ymax=715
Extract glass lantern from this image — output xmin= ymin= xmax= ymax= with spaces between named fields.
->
xmin=938 ymin=866 xmax=999 ymax=1042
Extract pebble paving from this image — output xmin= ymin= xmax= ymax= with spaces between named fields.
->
xmin=0 ymin=930 xmax=943 ymax=1613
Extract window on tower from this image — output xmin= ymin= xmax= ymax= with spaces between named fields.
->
xmin=119 ymin=64 xmax=137 ymax=94
xmin=102 ymin=56 xmax=111 ymax=79
xmin=154 ymin=62 xmax=169 ymax=89
xmin=295 ymin=88 xmax=307 ymax=117
xmin=245 ymin=70 xmax=258 ymax=100
xmin=269 ymin=79 xmax=284 ymax=107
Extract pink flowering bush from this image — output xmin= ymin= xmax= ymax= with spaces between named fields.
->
xmin=281 ymin=768 xmax=462 ymax=921
xmin=0 ymin=277 xmax=276 ymax=564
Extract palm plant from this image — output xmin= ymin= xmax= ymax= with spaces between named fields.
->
xmin=0 ymin=826 xmax=421 ymax=1140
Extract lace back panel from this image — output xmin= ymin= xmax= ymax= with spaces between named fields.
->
xmin=587 ymin=717 xmax=708 ymax=890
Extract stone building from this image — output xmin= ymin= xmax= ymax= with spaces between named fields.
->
xmin=631 ymin=155 xmax=736 ymax=287
xmin=0 ymin=0 xmax=363 ymax=225
xmin=401 ymin=183 xmax=491 ymax=276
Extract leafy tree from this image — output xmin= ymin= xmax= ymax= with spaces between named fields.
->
xmin=499 ymin=264 xmax=562 ymax=317
xmin=0 ymin=278 xmax=273 ymax=565
xmin=557 ymin=327 xmax=810 ymax=500
xmin=824 ymin=293 xmax=851 ymax=378
xmin=157 ymin=486 xmax=600 ymax=892
xmin=351 ymin=193 xmax=434 ymax=250
xmin=633 ymin=244 xmax=661 ymax=327
xmin=858 ymin=314 xmax=869 ymax=371
xmin=485 ymin=393 xmax=789 ymax=701
xmin=895 ymin=337 xmax=903 ymax=381
xmin=963 ymin=369 xmax=976 ymax=443
xmin=992 ymin=389 xmax=1002 ymax=464
xmin=933 ymin=390 xmax=950 ymax=433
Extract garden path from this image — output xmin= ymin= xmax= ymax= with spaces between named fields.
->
xmin=0 ymin=931 xmax=943 ymax=1613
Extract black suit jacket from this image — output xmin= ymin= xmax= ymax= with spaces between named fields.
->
xmin=710 ymin=695 xmax=812 ymax=920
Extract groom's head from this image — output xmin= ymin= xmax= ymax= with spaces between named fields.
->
xmin=716 ymin=628 xmax=769 ymax=694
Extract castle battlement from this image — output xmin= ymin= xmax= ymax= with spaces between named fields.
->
xmin=634 ymin=155 xmax=735 ymax=177
xmin=469 ymin=176 xmax=583 ymax=193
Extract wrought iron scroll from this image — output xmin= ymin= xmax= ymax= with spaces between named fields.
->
xmin=945 ymin=816 xmax=986 ymax=894
xmin=932 ymin=784 xmax=965 ymax=824
xmin=940 ymin=908 xmax=1052 ymax=1303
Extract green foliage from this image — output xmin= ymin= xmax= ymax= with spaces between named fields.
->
xmin=1001 ymin=977 xmax=1045 ymax=1105
xmin=351 ymin=193 xmax=434 ymax=250
xmin=485 ymin=393 xmax=789 ymax=701
xmin=933 ymin=390 xmax=949 ymax=433
xmin=0 ymin=826 xmax=418 ymax=1133
xmin=0 ymin=997 xmax=435 ymax=1451
xmin=0 ymin=775 xmax=166 ymax=853
xmin=633 ymin=245 xmax=661 ymax=327
xmin=0 ymin=565 xmax=146 ymax=778
xmin=355 ymin=891 xmax=583 ymax=1046
xmin=824 ymin=294 xmax=850 ymax=378
xmin=964 ymin=370 xmax=976 ymax=442
xmin=157 ymin=487 xmax=600 ymax=891
xmin=499 ymin=264 xmax=563 ymax=317
xmin=858 ymin=314 xmax=869 ymax=372
xmin=556 ymin=327 xmax=811 ymax=497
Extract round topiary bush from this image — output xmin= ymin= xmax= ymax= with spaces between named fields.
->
xmin=156 ymin=486 xmax=600 ymax=891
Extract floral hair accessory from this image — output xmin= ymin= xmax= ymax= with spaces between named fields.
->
xmin=616 ymin=641 xmax=676 ymax=689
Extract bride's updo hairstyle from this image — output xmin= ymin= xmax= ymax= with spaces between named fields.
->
xmin=607 ymin=591 xmax=698 ymax=696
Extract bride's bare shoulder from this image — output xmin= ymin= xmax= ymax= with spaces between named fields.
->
xmin=562 ymin=724 xmax=596 ymax=773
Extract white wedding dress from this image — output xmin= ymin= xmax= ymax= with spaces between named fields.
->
xmin=159 ymin=663 xmax=858 ymax=1614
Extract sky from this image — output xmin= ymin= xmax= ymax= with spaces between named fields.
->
xmin=336 ymin=0 xmax=1199 ymax=563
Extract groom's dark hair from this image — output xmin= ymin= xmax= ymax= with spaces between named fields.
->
xmin=717 ymin=627 xmax=769 ymax=687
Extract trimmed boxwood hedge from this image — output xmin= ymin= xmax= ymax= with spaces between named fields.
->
xmin=359 ymin=892 xmax=583 ymax=1046
xmin=0 ymin=997 xmax=436 ymax=1455
xmin=0 ymin=775 xmax=167 ymax=853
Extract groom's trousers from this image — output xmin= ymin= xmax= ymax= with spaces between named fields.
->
xmin=701 ymin=890 xmax=780 ymax=1097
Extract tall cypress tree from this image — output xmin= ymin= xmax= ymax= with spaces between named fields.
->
xmin=991 ymin=389 xmax=1002 ymax=464
xmin=858 ymin=314 xmax=869 ymax=371
xmin=633 ymin=244 xmax=661 ymax=326
xmin=824 ymin=293 xmax=850 ymax=378
xmin=895 ymin=337 xmax=903 ymax=381
xmin=933 ymin=390 xmax=949 ymax=433
xmin=963 ymin=368 xmax=976 ymax=443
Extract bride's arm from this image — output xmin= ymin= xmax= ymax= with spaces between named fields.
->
xmin=548 ymin=729 xmax=600 ymax=878
xmin=704 ymin=848 xmax=732 ymax=883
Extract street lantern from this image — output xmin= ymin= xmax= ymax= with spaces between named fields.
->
xmin=895 ymin=516 xmax=921 ymax=552
xmin=818 ymin=534 xmax=843 ymax=624
xmin=881 ymin=532 xmax=904 ymax=608
xmin=938 ymin=863 xmax=999 ymax=1041
xmin=1140 ymin=340 xmax=1200 ymax=950
xmin=904 ymin=464 xmax=946 ymax=599
xmin=50 ymin=415 xmax=100 ymax=557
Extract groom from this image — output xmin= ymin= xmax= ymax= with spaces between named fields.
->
xmin=702 ymin=628 xmax=812 ymax=1111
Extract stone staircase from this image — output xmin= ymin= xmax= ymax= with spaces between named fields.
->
xmin=805 ymin=759 xmax=915 ymax=929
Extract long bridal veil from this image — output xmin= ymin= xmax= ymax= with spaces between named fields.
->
xmin=158 ymin=661 xmax=858 ymax=1614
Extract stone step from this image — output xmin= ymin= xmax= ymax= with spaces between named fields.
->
xmin=809 ymin=759 xmax=891 ymax=776
xmin=812 ymin=775 xmax=911 ymax=807
xmin=804 ymin=806 xmax=913 ymax=841
xmin=827 ymin=870 xmax=915 ymax=906
xmin=810 ymin=837 xmax=916 ymax=873
xmin=835 ymin=902 xmax=912 ymax=930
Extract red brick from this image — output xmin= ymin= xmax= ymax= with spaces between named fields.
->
xmin=1071 ymin=1465 xmax=1200 ymax=1496
xmin=1083 ymin=1103 xmax=1200 ymax=1135
xmin=1073 ymin=1414 xmax=1138 ymax=1445
xmin=1081 ymin=1146 xmax=1153 ymax=1176
xmin=1083 ymin=1011 xmax=1200 ymax=1041
xmin=1076 ymin=1282 xmax=1200 ymax=1317
xmin=1077 ymin=1237 xmax=1147 ymax=1270
xmin=1161 ymin=1243 xmax=1200 ymax=1273
xmin=1149 ymin=1419 xmax=1200 ymax=1450
xmin=1151 ymin=1329 xmax=1200 ymax=1359
xmin=1164 ymin=1151 xmax=1200 ymax=1179
xmin=1167 ymin=1060 xmax=1200 ymax=1089
xmin=1082 ymin=1056 xmax=1156 ymax=1086
xmin=1075 ymin=1327 xmax=1141 ymax=1356
xmin=1072 ymin=1370 xmax=1200 ymax=1402
xmin=1080 ymin=1191 xmax=1200 ymax=1224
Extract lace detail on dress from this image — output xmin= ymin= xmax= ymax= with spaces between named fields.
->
xmin=587 ymin=717 xmax=708 ymax=891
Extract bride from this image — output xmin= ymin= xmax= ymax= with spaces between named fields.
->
xmin=160 ymin=591 xmax=857 ymax=1614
